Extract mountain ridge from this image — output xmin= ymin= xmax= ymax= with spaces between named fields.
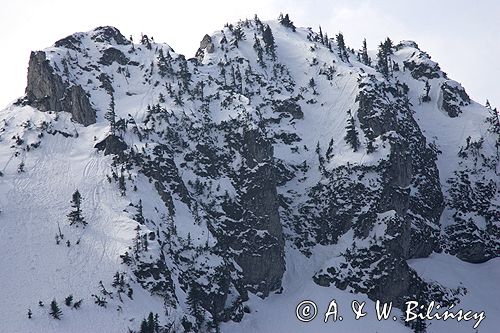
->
xmin=1 ymin=16 xmax=499 ymax=333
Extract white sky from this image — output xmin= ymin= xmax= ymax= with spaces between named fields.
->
xmin=1 ymin=0 xmax=498 ymax=108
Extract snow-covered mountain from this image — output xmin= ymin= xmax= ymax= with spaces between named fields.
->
xmin=1 ymin=15 xmax=499 ymax=333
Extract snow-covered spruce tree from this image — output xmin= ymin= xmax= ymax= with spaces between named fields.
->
xmin=92 ymin=294 xmax=107 ymax=307
xmin=376 ymin=37 xmax=394 ymax=77
xmin=157 ymin=48 xmax=170 ymax=78
xmin=141 ymin=34 xmax=152 ymax=50
xmin=186 ymin=282 xmax=204 ymax=329
xmin=64 ymin=294 xmax=73 ymax=306
xmin=344 ymin=110 xmax=360 ymax=151
xmin=253 ymin=34 xmax=265 ymax=67
xmin=118 ymin=172 xmax=126 ymax=196
xmin=105 ymin=94 xmax=117 ymax=135
xmin=49 ymin=299 xmax=62 ymax=319
xmin=361 ymin=38 xmax=371 ymax=66
xmin=138 ymin=312 xmax=159 ymax=333
xmin=336 ymin=32 xmax=349 ymax=62
xmin=422 ymin=81 xmax=431 ymax=102
xmin=262 ymin=25 xmax=276 ymax=59
xmin=134 ymin=199 xmax=145 ymax=224
xmin=278 ymin=13 xmax=296 ymax=32
xmin=485 ymin=103 xmax=500 ymax=158
xmin=72 ymin=299 xmax=83 ymax=309
xmin=376 ymin=42 xmax=389 ymax=77
xmin=67 ymin=189 xmax=87 ymax=226
xmin=231 ymin=26 xmax=245 ymax=48
xmin=308 ymin=77 xmax=317 ymax=95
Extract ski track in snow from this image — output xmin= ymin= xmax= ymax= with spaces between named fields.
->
xmin=0 ymin=118 xmax=165 ymax=332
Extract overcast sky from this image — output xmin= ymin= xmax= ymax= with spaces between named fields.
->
xmin=1 ymin=0 xmax=498 ymax=109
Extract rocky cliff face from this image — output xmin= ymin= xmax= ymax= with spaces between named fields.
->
xmin=25 ymin=51 xmax=96 ymax=126
xmin=2 ymin=18 xmax=499 ymax=333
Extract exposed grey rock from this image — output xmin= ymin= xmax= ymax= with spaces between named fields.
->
xmin=65 ymin=85 xmax=97 ymax=126
xmin=25 ymin=51 xmax=96 ymax=126
xmin=395 ymin=40 xmax=419 ymax=50
xmin=274 ymin=99 xmax=304 ymax=119
xmin=94 ymin=134 xmax=127 ymax=156
xmin=308 ymin=73 xmax=446 ymax=308
xmin=444 ymin=135 xmax=499 ymax=262
xmin=54 ymin=34 xmax=83 ymax=51
xmin=99 ymin=47 xmax=130 ymax=66
xmin=439 ymin=80 xmax=470 ymax=117
xmin=200 ymin=34 xmax=215 ymax=53
xmin=313 ymin=242 xmax=460 ymax=309
xmin=403 ymin=57 xmax=442 ymax=80
xmin=91 ymin=26 xmax=130 ymax=45
xmin=97 ymin=73 xmax=114 ymax=95
xmin=195 ymin=34 xmax=215 ymax=62
xmin=233 ymin=129 xmax=285 ymax=296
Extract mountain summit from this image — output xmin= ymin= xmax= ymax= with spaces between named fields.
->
xmin=1 ymin=15 xmax=499 ymax=333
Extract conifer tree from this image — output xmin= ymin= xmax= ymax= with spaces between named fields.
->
xmin=336 ymin=33 xmax=349 ymax=62
xmin=141 ymin=34 xmax=152 ymax=50
xmin=92 ymin=294 xmax=107 ymax=307
xmin=253 ymin=34 xmax=265 ymax=67
xmin=64 ymin=294 xmax=73 ymax=306
xmin=377 ymin=37 xmax=394 ymax=77
xmin=324 ymin=33 xmax=331 ymax=50
xmin=344 ymin=110 xmax=360 ymax=151
xmin=278 ymin=13 xmax=296 ymax=31
xmin=157 ymin=49 xmax=169 ymax=77
xmin=49 ymin=299 xmax=62 ymax=319
xmin=28 ymin=308 xmax=32 ymax=319
xmin=73 ymin=299 xmax=83 ymax=309
xmin=485 ymin=103 xmax=500 ymax=161
xmin=367 ymin=137 xmax=376 ymax=154
xmin=135 ymin=199 xmax=145 ymax=224
xmin=361 ymin=38 xmax=371 ymax=65
xmin=262 ymin=25 xmax=276 ymax=59
xmin=486 ymin=99 xmax=491 ymax=109
xmin=231 ymin=26 xmax=245 ymax=47
xmin=154 ymin=313 xmax=160 ymax=333
xmin=119 ymin=172 xmax=126 ymax=196
xmin=147 ymin=312 xmax=155 ymax=332
xmin=308 ymin=77 xmax=317 ymax=94
xmin=422 ymin=81 xmax=431 ymax=102
xmin=383 ymin=37 xmax=394 ymax=55
xmin=376 ymin=42 xmax=389 ymax=77
xmin=67 ymin=189 xmax=87 ymax=226
xmin=105 ymin=94 xmax=117 ymax=135
xmin=139 ymin=319 xmax=149 ymax=333
xmin=326 ymin=138 xmax=334 ymax=161
xmin=187 ymin=283 xmax=204 ymax=328
xmin=138 ymin=312 xmax=159 ymax=333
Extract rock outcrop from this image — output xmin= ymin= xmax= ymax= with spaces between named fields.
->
xmin=25 ymin=51 xmax=96 ymax=126
xmin=94 ymin=134 xmax=127 ymax=156
xmin=439 ymin=80 xmax=470 ymax=117
xmin=234 ymin=129 xmax=285 ymax=296
xmin=195 ymin=34 xmax=215 ymax=61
